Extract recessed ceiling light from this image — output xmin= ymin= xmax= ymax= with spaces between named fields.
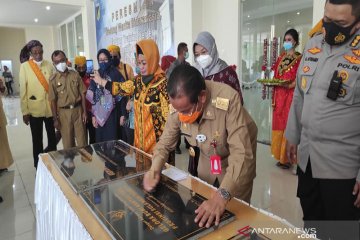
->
xmin=247 ymin=15 xmax=250 ymax=18
xmin=34 ymin=18 xmax=38 ymax=23
xmin=297 ymin=12 xmax=300 ymax=15
xmin=46 ymin=6 xmax=51 ymax=10
xmin=287 ymin=20 xmax=290 ymax=23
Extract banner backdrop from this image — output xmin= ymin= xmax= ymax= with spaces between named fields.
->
xmin=94 ymin=0 xmax=175 ymax=69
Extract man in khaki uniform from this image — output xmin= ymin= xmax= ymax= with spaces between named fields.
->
xmin=144 ymin=65 xmax=257 ymax=228
xmin=48 ymin=50 xmax=87 ymax=149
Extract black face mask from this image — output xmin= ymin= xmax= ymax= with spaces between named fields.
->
xmin=323 ymin=20 xmax=357 ymax=46
xmin=79 ymin=71 xmax=86 ymax=77
xmin=111 ymin=56 xmax=120 ymax=67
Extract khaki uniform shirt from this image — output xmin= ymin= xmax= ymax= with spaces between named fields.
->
xmin=19 ymin=60 xmax=54 ymax=117
xmin=152 ymin=81 xmax=257 ymax=197
xmin=285 ymin=31 xmax=360 ymax=181
xmin=48 ymin=69 xmax=86 ymax=107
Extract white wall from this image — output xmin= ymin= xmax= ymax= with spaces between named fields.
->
xmin=0 ymin=27 xmax=26 ymax=94
xmin=24 ymin=26 xmax=55 ymax=61
xmin=173 ymin=0 xmax=240 ymax=68
xmin=313 ymin=0 xmax=326 ymax=26
xmin=201 ymin=0 xmax=240 ymax=67
xmin=173 ymin=0 xmax=195 ymax=63
xmin=82 ymin=0 xmax=97 ymax=64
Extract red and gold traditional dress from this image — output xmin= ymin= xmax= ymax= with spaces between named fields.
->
xmin=271 ymin=52 xmax=302 ymax=164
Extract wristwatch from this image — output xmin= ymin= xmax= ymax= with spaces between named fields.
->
xmin=217 ymin=188 xmax=231 ymax=201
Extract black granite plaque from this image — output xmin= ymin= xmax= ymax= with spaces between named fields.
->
xmin=48 ymin=140 xmax=152 ymax=193
xmin=81 ymin=174 xmax=235 ymax=240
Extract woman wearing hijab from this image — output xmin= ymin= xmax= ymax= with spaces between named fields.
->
xmin=94 ymin=39 xmax=170 ymax=157
xmin=88 ymin=49 xmax=126 ymax=142
xmin=193 ymin=31 xmax=243 ymax=105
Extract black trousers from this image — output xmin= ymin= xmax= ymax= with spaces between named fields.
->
xmin=5 ymin=82 xmax=13 ymax=95
xmin=297 ymin=160 xmax=360 ymax=240
xmin=29 ymin=116 xmax=56 ymax=168
xmin=86 ymin=112 xmax=95 ymax=144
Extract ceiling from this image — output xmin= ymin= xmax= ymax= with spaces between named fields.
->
xmin=0 ymin=0 xmax=81 ymax=27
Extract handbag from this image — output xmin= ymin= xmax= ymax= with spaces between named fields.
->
xmin=86 ymin=87 xmax=114 ymax=127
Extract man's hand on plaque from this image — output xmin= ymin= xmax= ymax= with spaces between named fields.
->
xmin=143 ymin=170 xmax=160 ymax=192
xmin=194 ymin=192 xmax=227 ymax=228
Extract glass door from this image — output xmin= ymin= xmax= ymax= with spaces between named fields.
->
xmin=240 ymin=0 xmax=313 ymax=144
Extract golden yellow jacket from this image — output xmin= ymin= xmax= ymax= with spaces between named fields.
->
xmin=19 ymin=60 xmax=54 ymax=117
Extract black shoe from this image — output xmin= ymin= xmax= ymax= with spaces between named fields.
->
xmin=0 ymin=168 xmax=8 ymax=174
xmin=175 ymin=148 xmax=182 ymax=154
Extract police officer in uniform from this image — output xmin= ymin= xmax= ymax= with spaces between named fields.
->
xmin=49 ymin=50 xmax=87 ymax=149
xmin=143 ymin=65 xmax=257 ymax=228
xmin=285 ymin=0 xmax=360 ymax=238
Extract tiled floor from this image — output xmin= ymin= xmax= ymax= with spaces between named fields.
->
xmin=0 ymin=91 xmax=303 ymax=239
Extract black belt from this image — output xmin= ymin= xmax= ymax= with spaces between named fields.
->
xmin=60 ymin=102 xmax=81 ymax=109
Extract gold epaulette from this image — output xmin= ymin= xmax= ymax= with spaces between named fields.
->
xmin=212 ymin=97 xmax=229 ymax=111
xmin=308 ymin=19 xmax=323 ymax=38
xmin=350 ymin=35 xmax=360 ymax=48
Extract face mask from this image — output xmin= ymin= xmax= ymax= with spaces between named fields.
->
xmin=178 ymin=103 xmax=203 ymax=124
xmin=283 ymin=41 xmax=293 ymax=51
xmin=99 ymin=62 xmax=111 ymax=70
xmin=196 ymin=54 xmax=212 ymax=69
xmin=184 ymin=51 xmax=189 ymax=59
xmin=56 ymin=62 xmax=67 ymax=72
xmin=34 ymin=59 xmax=43 ymax=65
xmin=79 ymin=71 xmax=86 ymax=77
xmin=135 ymin=66 xmax=141 ymax=74
xmin=111 ymin=56 xmax=120 ymax=67
xmin=322 ymin=20 xmax=357 ymax=46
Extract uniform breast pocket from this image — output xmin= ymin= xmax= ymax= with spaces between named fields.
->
xmin=56 ymin=83 xmax=65 ymax=93
xmin=71 ymin=79 xmax=79 ymax=88
xmin=300 ymin=63 xmax=318 ymax=94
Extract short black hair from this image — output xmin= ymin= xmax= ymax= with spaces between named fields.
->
xmin=167 ymin=65 xmax=206 ymax=104
xmin=284 ymin=29 xmax=299 ymax=46
xmin=51 ymin=50 xmax=66 ymax=60
xmin=327 ymin=0 xmax=360 ymax=19
xmin=177 ymin=42 xmax=187 ymax=55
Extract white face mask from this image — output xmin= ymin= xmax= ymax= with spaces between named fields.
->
xmin=196 ymin=54 xmax=212 ymax=69
xmin=56 ymin=62 xmax=67 ymax=72
xmin=34 ymin=60 xmax=43 ymax=65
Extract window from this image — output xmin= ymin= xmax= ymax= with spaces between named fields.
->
xmin=59 ymin=13 xmax=84 ymax=63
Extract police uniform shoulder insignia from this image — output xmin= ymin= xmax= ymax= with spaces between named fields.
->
xmin=308 ymin=47 xmax=322 ymax=55
xmin=215 ymin=97 xmax=229 ymax=111
xmin=350 ymin=35 xmax=360 ymax=48
xmin=303 ymin=66 xmax=310 ymax=73
xmin=301 ymin=77 xmax=307 ymax=90
xmin=352 ymin=49 xmax=360 ymax=57
xmin=343 ymin=55 xmax=360 ymax=64
xmin=169 ymin=104 xmax=177 ymax=114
